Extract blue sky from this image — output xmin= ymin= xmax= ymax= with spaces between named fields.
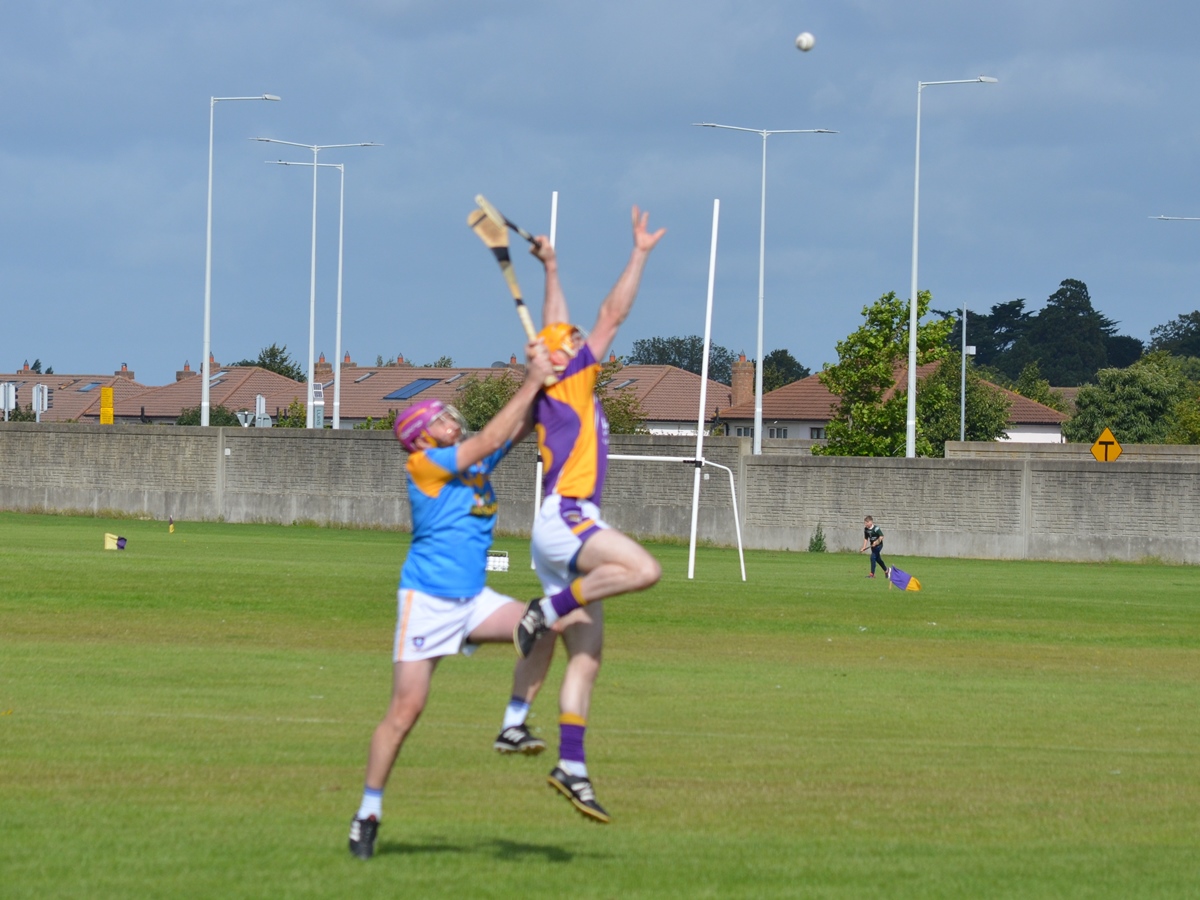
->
xmin=3 ymin=1 xmax=1199 ymax=385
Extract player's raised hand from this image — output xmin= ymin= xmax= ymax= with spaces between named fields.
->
xmin=530 ymin=235 xmax=555 ymax=265
xmin=631 ymin=205 xmax=666 ymax=253
xmin=525 ymin=338 xmax=554 ymax=385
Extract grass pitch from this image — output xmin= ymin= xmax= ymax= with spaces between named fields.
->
xmin=1 ymin=511 xmax=1198 ymax=898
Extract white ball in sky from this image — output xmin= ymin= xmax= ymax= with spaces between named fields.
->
xmin=795 ymin=32 xmax=815 ymax=52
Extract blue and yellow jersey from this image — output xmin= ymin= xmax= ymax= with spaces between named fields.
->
xmin=535 ymin=344 xmax=609 ymax=504
xmin=399 ymin=442 xmax=509 ymax=598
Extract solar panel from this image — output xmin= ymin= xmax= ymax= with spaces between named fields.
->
xmin=77 ymin=382 xmax=103 ymax=392
xmin=383 ymin=378 xmax=441 ymax=401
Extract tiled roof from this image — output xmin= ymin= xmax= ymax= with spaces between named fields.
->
xmin=107 ymin=368 xmax=306 ymax=420
xmin=602 ymin=365 xmax=732 ymax=423
xmin=253 ymin=362 xmax=733 ymax=424
xmin=0 ymin=373 xmax=149 ymax=423
xmin=722 ymin=366 xmax=1067 ymax=426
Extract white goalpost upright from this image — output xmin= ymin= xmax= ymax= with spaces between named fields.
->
xmin=529 ymin=192 xmax=746 ymax=581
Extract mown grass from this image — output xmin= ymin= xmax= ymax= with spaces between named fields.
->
xmin=1 ymin=512 xmax=1198 ymax=898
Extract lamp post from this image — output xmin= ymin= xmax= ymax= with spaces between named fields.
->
xmin=252 ymin=138 xmax=380 ymax=427
xmin=202 ymin=94 xmax=280 ymax=427
xmin=267 ymin=161 xmax=348 ymax=428
xmin=905 ymin=75 xmax=997 ymax=457
xmin=692 ymin=122 xmax=836 ymax=454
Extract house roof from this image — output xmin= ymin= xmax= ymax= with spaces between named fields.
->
xmin=0 ymin=372 xmax=149 ymax=422
xmin=107 ymin=367 xmax=306 ymax=420
xmin=251 ymin=362 xmax=733 ymax=424
xmin=722 ymin=366 xmax=1067 ymax=426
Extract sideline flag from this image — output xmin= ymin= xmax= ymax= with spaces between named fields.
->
xmin=888 ymin=566 xmax=920 ymax=592
xmin=104 ymin=533 xmax=127 ymax=551
xmin=168 ymin=516 xmax=175 ymax=534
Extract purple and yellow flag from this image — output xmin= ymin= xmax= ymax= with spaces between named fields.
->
xmin=888 ymin=566 xmax=921 ymax=592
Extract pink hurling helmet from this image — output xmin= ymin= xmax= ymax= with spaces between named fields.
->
xmin=394 ymin=399 xmax=465 ymax=452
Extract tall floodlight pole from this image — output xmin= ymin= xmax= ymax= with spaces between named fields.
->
xmin=267 ymin=161 xmax=348 ymax=428
xmin=202 ymin=94 xmax=280 ymax=427
xmin=906 ymin=76 xmax=997 ymax=457
xmin=960 ymin=302 xmax=968 ymax=442
xmin=692 ymin=123 xmax=836 ymax=454
xmin=253 ymin=138 xmax=380 ymax=427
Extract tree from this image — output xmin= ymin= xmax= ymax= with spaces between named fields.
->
xmin=628 ymin=335 xmax=735 ymax=384
xmin=355 ymin=409 xmax=397 ymax=431
xmin=956 ymin=283 xmax=1142 ymax=385
xmin=1165 ymin=396 xmax=1200 ymax=444
xmin=423 ymin=356 xmax=454 ymax=368
xmin=813 ymin=290 xmax=952 ymax=457
xmin=1149 ymin=310 xmax=1200 ymax=358
xmin=176 ymin=404 xmax=241 ymax=426
xmin=230 ymin=343 xmax=306 ymax=381
xmin=915 ymin=358 xmax=1012 ymax=457
xmin=5 ymin=402 xmax=37 ymax=423
xmin=1062 ymin=352 xmax=1192 ymax=444
xmin=762 ymin=349 xmax=810 ymax=392
xmin=1012 ymin=361 xmax=1066 ymax=412
xmin=596 ymin=357 xmax=648 ymax=434
xmin=274 ymin=399 xmax=308 ymax=428
xmin=457 ymin=371 xmax=522 ymax=431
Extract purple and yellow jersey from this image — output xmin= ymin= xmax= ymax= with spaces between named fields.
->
xmin=535 ymin=344 xmax=609 ymax=504
xmin=399 ymin=442 xmax=510 ymax=598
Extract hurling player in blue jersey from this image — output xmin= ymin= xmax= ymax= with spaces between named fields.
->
xmin=348 ymin=339 xmax=555 ymax=860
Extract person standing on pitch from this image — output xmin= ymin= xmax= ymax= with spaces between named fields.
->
xmin=347 ymin=340 xmax=557 ymax=860
xmin=503 ymin=206 xmax=666 ymax=824
xmin=860 ymin=515 xmax=887 ymax=578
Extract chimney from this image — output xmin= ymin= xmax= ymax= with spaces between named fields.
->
xmin=609 ymin=352 xmax=617 ymax=363
xmin=314 ymin=353 xmax=333 ymax=379
xmin=209 ymin=352 xmax=220 ymax=368
xmin=732 ymin=353 xmax=755 ymax=408
xmin=176 ymin=361 xmax=196 ymax=382
xmin=115 ymin=362 xmax=134 ymax=380
xmin=343 ymin=351 xmax=356 ymax=369
xmin=510 ymin=353 xmax=518 ymax=366
xmin=22 ymin=360 xmax=30 ymax=373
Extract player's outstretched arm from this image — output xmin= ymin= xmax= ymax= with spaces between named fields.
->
xmin=532 ymin=236 xmax=568 ymax=327
xmin=455 ymin=340 xmax=552 ymax=471
xmin=586 ymin=206 xmax=666 ymax=360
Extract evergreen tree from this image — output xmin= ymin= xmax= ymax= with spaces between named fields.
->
xmin=230 ymin=343 xmax=306 ymax=381
xmin=762 ymin=349 xmax=810 ymax=392
xmin=1149 ymin=310 xmax=1200 ymax=358
xmin=628 ymin=335 xmax=735 ymax=384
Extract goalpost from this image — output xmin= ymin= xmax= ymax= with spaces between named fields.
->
xmin=531 ymin=196 xmax=746 ymax=581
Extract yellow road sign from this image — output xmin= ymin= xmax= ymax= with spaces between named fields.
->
xmin=1091 ymin=427 xmax=1122 ymax=462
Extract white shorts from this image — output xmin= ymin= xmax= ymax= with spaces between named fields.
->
xmin=392 ymin=585 xmax=513 ymax=663
xmin=530 ymin=494 xmax=610 ymax=594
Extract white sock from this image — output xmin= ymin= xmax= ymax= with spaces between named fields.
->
xmin=357 ymin=787 xmax=383 ymax=820
xmin=558 ymin=758 xmax=588 ymax=778
xmin=503 ymin=699 xmax=530 ymax=729
xmin=539 ymin=597 xmax=561 ymax=626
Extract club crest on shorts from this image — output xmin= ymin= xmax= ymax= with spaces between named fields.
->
xmin=413 ymin=636 xmax=425 ymax=649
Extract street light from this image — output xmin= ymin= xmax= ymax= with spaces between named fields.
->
xmin=692 ymin=122 xmax=837 ymax=454
xmin=252 ymin=138 xmax=380 ymax=427
xmin=202 ymin=93 xmax=280 ymax=427
xmin=268 ymin=161 xmax=348 ymax=429
xmin=959 ymin=302 xmax=977 ymax=442
xmin=905 ymin=75 xmax=997 ymax=458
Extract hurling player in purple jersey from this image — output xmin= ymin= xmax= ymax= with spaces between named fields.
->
xmin=495 ymin=206 xmax=666 ymax=823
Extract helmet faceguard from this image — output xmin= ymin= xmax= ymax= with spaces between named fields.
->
xmin=394 ymin=399 xmax=467 ymax=451
xmin=538 ymin=322 xmax=586 ymax=372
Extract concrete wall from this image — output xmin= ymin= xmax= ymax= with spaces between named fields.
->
xmin=2 ymin=423 xmax=1197 ymax=563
